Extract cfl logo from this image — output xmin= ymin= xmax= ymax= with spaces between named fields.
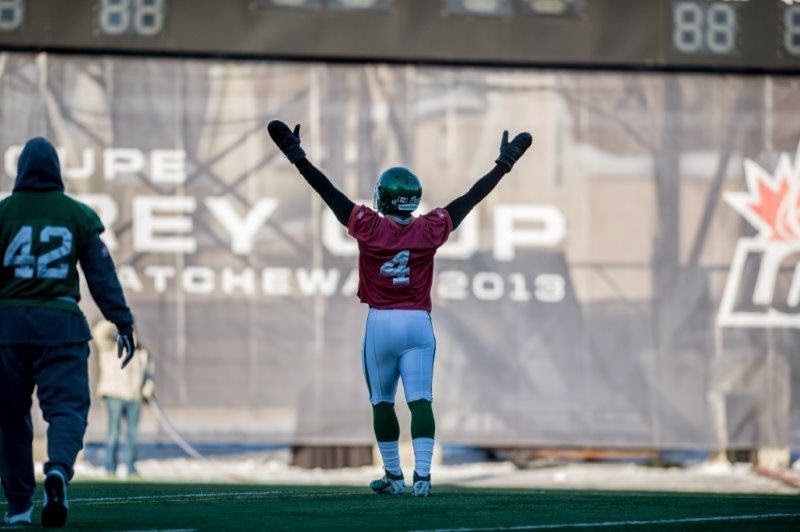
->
xmin=718 ymin=241 xmax=800 ymax=328
xmin=717 ymin=142 xmax=800 ymax=329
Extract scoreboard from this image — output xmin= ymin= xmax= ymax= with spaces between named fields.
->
xmin=0 ymin=0 xmax=798 ymax=72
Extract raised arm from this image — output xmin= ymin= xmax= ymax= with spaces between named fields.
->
xmin=445 ymin=130 xmax=532 ymax=230
xmin=267 ymin=120 xmax=355 ymax=226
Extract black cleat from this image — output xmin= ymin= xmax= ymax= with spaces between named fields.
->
xmin=41 ymin=470 xmax=68 ymax=528
xmin=369 ymin=469 xmax=405 ymax=495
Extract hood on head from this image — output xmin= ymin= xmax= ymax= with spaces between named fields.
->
xmin=13 ymin=137 xmax=64 ymax=192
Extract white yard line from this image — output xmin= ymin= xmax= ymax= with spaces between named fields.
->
xmin=417 ymin=512 xmax=800 ymax=531
xmin=71 ymin=490 xmax=283 ymax=506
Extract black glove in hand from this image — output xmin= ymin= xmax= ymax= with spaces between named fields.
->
xmin=267 ymin=120 xmax=306 ymax=164
xmin=116 ymin=330 xmax=136 ymax=369
xmin=495 ymin=130 xmax=533 ymax=171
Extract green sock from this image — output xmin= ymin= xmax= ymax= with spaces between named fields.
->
xmin=408 ymin=399 xmax=435 ymax=439
xmin=372 ymin=402 xmax=400 ymax=441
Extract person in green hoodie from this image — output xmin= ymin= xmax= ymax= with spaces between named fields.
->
xmin=0 ymin=137 xmax=136 ymax=528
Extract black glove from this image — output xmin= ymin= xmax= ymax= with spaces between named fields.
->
xmin=116 ymin=329 xmax=136 ymax=369
xmin=267 ymin=120 xmax=306 ymax=164
xmin=495 ymin=130 xmax=533 ymax=171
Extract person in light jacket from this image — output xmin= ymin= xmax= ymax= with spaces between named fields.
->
xmin=93 ymin=320 xmax=154 ymax=478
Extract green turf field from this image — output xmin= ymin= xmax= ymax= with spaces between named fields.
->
xmin=3 ymin=482 xmax=799 ymax=531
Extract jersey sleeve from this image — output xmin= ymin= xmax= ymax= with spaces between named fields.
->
xmin=421 ymin=207 xmax=453 ymax=247
xmin=76 ymin=202 xmax=105 ymax=246
xmin=85 ymin=206 xmax=105 ymax=236
xmin=347 ymin=204 xmax=382 ymax=242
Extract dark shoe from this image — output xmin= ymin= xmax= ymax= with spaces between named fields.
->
xmin=41 ymin=470 xmax=68 ymax=528
xmin=369 ymin=469 xmax=405 ymax=495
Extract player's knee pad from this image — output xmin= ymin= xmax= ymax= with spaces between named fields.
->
xmin=372 ymin=402 xmax=400 ymax=442
xmin=408 ymin=399 xmax=435 ymax=439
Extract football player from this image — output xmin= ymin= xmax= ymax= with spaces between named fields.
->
xmin=0 ymin=137 xmax=136 ymax=527
xmin=268 ymin=120 xmax=531 ymax=497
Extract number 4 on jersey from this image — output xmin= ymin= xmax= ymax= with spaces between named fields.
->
xmin=3 ymin=226 xmax=34 ymax=278
xmin=3 ymin=225 xmax=73 ymax=280
xmin=380 ymin=250 xmax=411 ymax=286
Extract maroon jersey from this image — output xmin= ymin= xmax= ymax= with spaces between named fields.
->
xmin=347 ymin=205 xmax=453 ymax=311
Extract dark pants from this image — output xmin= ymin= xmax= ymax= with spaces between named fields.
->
xmin=104 ymin=397 xmax=141 ymax=474
xmin=0 ymin=343 xmax=90 ymax=508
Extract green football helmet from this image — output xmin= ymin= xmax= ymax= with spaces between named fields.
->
xmin=373 ymin=167 xmax=422 ymax=215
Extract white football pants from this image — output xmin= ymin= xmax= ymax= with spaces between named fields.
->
xmin=362 ymin=308 xmax=436 ymax=405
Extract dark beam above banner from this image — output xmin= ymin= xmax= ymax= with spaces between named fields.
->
xmin=0 ymin=0 xmax=798 ymax=72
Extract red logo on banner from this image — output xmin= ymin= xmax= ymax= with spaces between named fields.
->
xmin=724 ymin=152 xmax=800 ymax=242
